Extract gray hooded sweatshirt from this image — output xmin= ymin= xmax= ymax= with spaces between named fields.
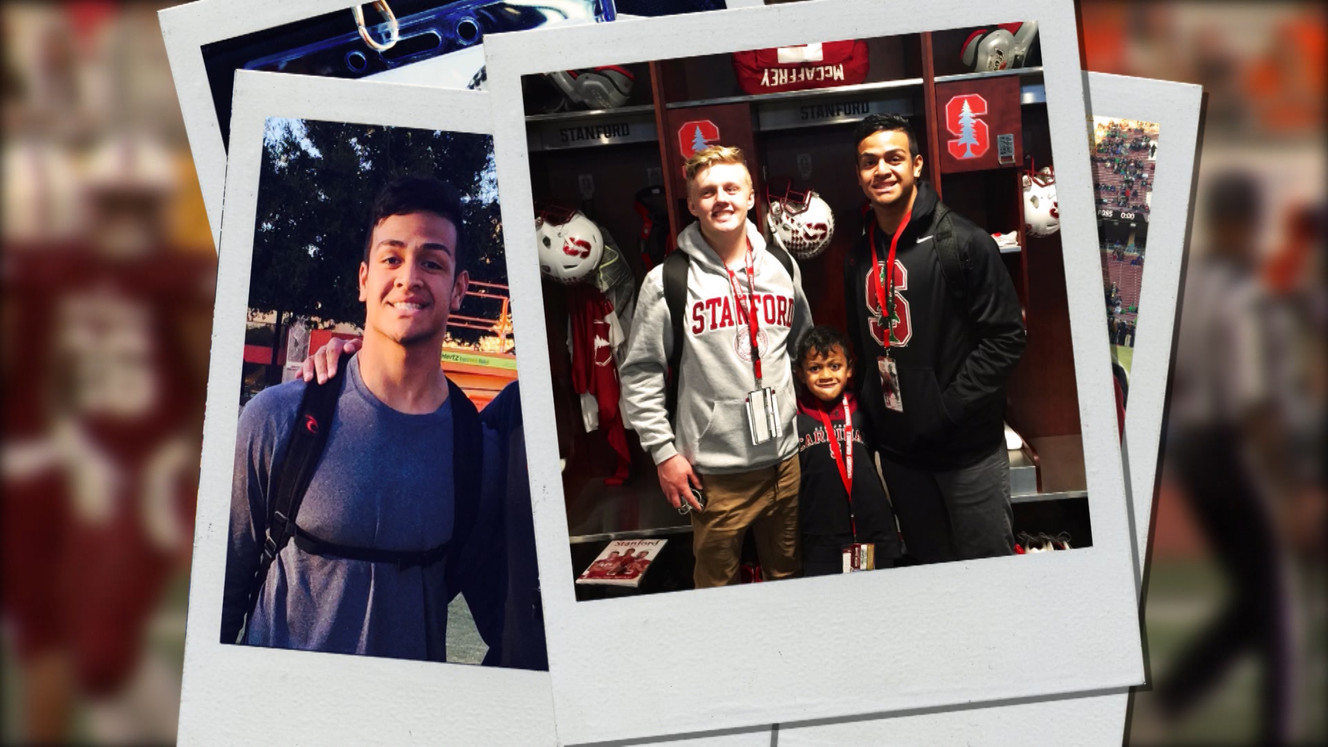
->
xmin=620 ymin=219 xmax=812 ymax=474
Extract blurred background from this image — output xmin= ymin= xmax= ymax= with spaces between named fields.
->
xmin=1 ymin=0 xmax=1322 ymax=743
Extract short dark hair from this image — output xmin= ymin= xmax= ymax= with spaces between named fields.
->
xmin=1203 ymin=170 xmax=1262 ymax=227
xmin=853 ymin=113 xmax=919 ymax=159
xmin=795 ymin=325 xmax=852 ymax=367
xmin=362 ymin=175 xmax=466 ymax=268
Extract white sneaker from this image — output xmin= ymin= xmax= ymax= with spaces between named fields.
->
xmin=992 ymin=231 xmax=1021 ymax=250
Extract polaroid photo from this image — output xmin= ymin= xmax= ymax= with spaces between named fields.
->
xmin=485 ymin=0 xmax=1145 ymax=741
xmin=178 ymin=70 xmax=559 ymax=744
xmin=777 ymin=72 xmax=1204 ymax=744
xmin=1086 ymin=74 xmax=1204 ymax=574
xmin=159 ymin=0 xmax=618 ymax=248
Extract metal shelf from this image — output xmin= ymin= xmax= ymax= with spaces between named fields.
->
xmin=520 ymin=70 xmax=1046 ymax=150
xmin=662 ymin=66 xmax=1042 ymax=111
xmin=1010 ymin=490 xmax=1087 ymax=504
xmin=570 ymin=525 xmax=693 ymax=545
xmin=524 ymin=67 xmax=1045 ymax=148
xmin=663 ymin=76 xmax=924 ymax=110
xmin=525 ymin=104 xmax=657 ymax=123
xmin=934 ymin=66 xmax=1042 ymax=85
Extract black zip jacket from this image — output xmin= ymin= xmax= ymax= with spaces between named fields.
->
xmin=843 ymin=182 xmax=1026 ymax=470
xmin=795 ymin=392 xmax=901 ymax=559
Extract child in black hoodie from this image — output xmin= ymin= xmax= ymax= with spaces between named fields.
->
xmin=794 ymin=326 xmax=902 ymax=575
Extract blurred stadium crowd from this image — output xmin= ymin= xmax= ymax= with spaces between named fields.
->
xmin=1092 ymin=119 xmax=1156 ymax=213
xmin=1 ymin=0 xmax=1323 ymax=743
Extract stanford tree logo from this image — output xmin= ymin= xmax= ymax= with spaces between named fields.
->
xmin=678 ymin=120 xmax=720 ymax=160
xmin=865 ymin=260 xmax=912 ymax=347
xmin=945 ymin=94 xmax=990 ymax=159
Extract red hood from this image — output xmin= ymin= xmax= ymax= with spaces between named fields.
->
xmin=796 ymin=389 xmax=857 ymax=420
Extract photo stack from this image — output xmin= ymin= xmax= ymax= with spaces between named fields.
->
xmin=155 ymin=0 xmax=1204 ymax=742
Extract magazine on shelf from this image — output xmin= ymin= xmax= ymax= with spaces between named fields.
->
xmin=576 ymin=539 xmax=667 ymax=587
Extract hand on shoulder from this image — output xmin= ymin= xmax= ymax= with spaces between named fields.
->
xmin=299 ymin=337 xmax=362 ymax=384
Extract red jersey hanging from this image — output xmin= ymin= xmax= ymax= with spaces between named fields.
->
xmin=732 ymin=40 xmax=869 ymax=95
xmin=566 ymin=284 xmax=631 ymax=485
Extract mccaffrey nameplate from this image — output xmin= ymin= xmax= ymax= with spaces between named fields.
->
xmin=528 ymin=111 xmax=658 ymax=152
xmin=757 ymin=94 xmax=913 ymax=132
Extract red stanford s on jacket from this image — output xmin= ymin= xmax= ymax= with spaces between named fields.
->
xmin=843 ymin=181 xmax=1026 ymax=471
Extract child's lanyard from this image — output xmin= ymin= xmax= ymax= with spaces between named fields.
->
xmin=725 ymin=237 xmax=762 ymax=387
xmin=814 ymin=396 xmax=856 ymax=540
xmin=867 ymin=208 xmax=912 ymax=354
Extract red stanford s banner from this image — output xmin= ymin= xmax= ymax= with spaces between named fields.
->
xmin=934 ymin=75 xmax=1022 ymax=174
xmin=946 ymin=94 xmax=991 ymax=159
xmin=662 ymin=103 xmax=759 ymax=216
xmin=678 ymin=119 xmax=721 ymax=161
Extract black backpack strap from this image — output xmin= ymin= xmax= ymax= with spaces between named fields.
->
xmin=929 ymin=203 xmax=970 ymax=314
xmin=444 ymin=378 xmax=482 ymax=589
xmin=662 ymin=249 xmax=690 ymax=424
xmin=765 ymin=239 xmax=796 ymax=283
xmin=293 ymin=525 xmax=451 ymax=569
xmin=246 ymin=351 xmax=350 ymax=620
xmin=661 ymin=241 xmax=794 ymax=422
xmin=765 ymin=239 xmax=799 ymax=338
xmin=263 ymin=377 xmax=481 ymax=581
xmin=447 ymin=378 xmax=481 ymax=547
xmin=245 ymin=361 xmax=484 ymax=632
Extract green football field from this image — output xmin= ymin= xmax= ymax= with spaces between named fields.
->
xmin=1126 ymin=558 xmax=1326 ymax=744
xmin=1115 ymin=344 xmax=1134 ymax=375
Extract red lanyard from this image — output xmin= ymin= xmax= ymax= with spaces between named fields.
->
xmin=725 ymin=238 xmax=763 ymax=385
xmin=867 ymin=208 xmax=912 ymax=349
xmin=814 ymin=396 xmax=856 ymax=539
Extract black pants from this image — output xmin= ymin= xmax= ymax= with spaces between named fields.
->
xmin=802 ymin=535 xmax=900 ymax=577
xmin=1156 ymin=427 xmax=1294 ymax=744
xmin=878 ymin=445 xmax=1014 ymax=564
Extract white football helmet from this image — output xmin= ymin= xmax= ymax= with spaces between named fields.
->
xmin=961 ymin=22 xmax=1039 ymax=72
xmin=1022 ymin=166 xmax=1060 ymax=237
xmin=765 ymin=184 xmax=835 ymax=259
xmin=536 ymin=207 xmax=604 ymax=284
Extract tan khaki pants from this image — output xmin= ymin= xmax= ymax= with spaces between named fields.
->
xmin=690 ymin=455 xmax=801 ymax=588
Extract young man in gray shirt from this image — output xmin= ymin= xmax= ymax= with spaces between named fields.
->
xmin=221 ymin=176 xmax=504 ymax=663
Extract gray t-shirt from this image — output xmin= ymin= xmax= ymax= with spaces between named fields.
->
xmin=221 ymin=355 xmax=464 ymax=661
xmin=1170 ymin=257 xmax=1271 ymax=428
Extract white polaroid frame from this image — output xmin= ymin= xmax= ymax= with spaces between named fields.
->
xmin=177 ymin=71 xmax=558 ymax=745
xmin=161 ymin=0 xmax=369 ymax=248
xmin=1089 ymin=74 xmax=1203 ymax=578
xmin=159 ymin=0 xmax=610 ymax=249
xmin=485 ymin=1 xmax=1143 ymax=742
xmin=777 ymin=72 xmax=1204 ymax=744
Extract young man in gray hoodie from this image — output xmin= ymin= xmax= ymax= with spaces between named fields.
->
xmin=620 ymin=145 xmax=812 ymax=588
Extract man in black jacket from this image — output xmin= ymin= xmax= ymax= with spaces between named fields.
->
xmin=843 ymin=114 xmax=1026 ymax=562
